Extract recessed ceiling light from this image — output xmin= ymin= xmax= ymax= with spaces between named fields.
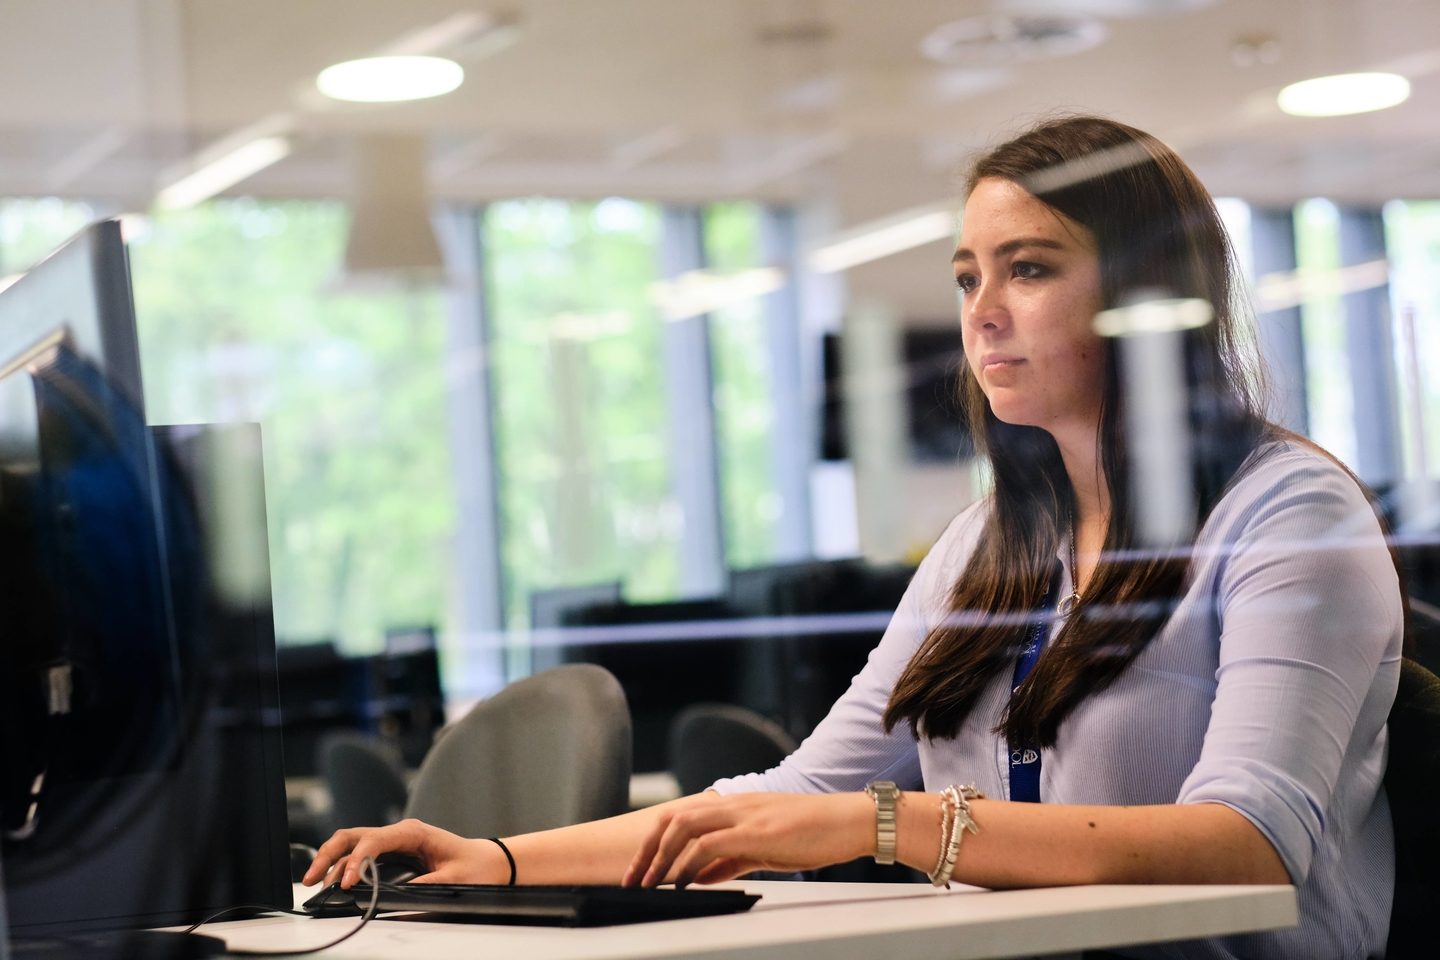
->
xmin=1276 ymin=72 xmax=1410 ymax=117
xmin=316 ymin=55 xmax=464 ymax=103
xmin=999 ymin=0 xmax=1216 ymax=16
xmin=921 ymin=14 xmax=1106 ymax=66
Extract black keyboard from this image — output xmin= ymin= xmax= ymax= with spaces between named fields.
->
xmin=305 ymin=882 xmax=761 ymax=926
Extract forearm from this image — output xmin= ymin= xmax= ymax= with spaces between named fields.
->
xmin=472 ymin=790 xmax=1290 ymax=889
xmin=497 ymin=796 xmax=708 ymax=885
xmin=893 ymin=793 xmax=1290 ymax=887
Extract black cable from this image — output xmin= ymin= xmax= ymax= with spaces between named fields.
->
xmin=181 ymin=905 xmax=309 ymax=931
xmin=183 ymin=855 xmax=382 ymax=956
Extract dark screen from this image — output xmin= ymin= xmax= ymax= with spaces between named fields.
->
xmin=819 ymin=329 xmax=973 ymax=464
xmin=0 ymin=224 xmax=289 ymax=941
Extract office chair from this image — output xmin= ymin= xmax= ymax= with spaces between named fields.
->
xmin=317 ymin=731 xmax=409 ymax=835
xmin=403 ymin=664 xmax=632 ymax=837
xmin=668 ymin=702 xmax=799 ymax=795
xmin=1385 ymin=657 xmax=1440 ymax=959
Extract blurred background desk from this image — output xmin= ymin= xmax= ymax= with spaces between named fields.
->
xmin=197 ymin=880 xmax=1296 ymax=959
xmin=286 ymin=770 xmax=682 ymax=834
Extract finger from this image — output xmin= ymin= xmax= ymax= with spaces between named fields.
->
xmin=623 ymin=810 xmax=674 ymax=887
xmin=640 ymin=811 xmax=699 ymax=887
xmin=341 ymin=833 xmax=396 ymax=888
xmin=319 ymin=852 xmax=356 ymax=886
xmin=643 ymin=807 xmax=732 ymax=887
xmin=670 ymin=829 xmax=740 ymax=888
xmin=304 ymin=829 xmax=360 ymax=885
xmin=692 ymin=857 xmax=748 ymax=885
xmin=624 ymin=794 xmax=725 ymax=886
xmin=325 ymin=854 xmax=351 ymax=885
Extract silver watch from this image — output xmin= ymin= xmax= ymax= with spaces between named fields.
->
xmin=864 ymin=780 xmax=901 ymax=864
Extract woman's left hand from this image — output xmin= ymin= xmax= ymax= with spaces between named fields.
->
xmin=622 ymin=791 xmax=873 ymax=888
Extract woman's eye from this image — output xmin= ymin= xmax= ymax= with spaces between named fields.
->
xmin=954 ymin=273 xmax=978 ymax=294
xmin=1012 ymin=261 xmax=1049 ymax=280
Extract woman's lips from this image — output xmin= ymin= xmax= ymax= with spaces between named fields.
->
xmin=982 ymin=355 xmax=1024 ymax=373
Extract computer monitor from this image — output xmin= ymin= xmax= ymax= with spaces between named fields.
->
xmin=818 ymin=329 xmax=974 ymax=463
xmin=150 ymin=422 xmax=290 ymax=907
xmin=0 ymin=221 xmax=181 ymax=862
xmin=528 ymin=581 xmax=624 ymax=672
xmin=376 ymin=628 xmax=445 ymax=768
xmin=0 ymin=223 xmax=289 ymax=952
xmin=273 ymin=640 xmax=371 ymax=779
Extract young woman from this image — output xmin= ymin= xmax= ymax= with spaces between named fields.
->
xmin=306 ymin=117 xmax=1403 ymax=958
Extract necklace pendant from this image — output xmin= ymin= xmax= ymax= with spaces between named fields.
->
xmin=1057 ymin=592 xmax=1081 ymax=617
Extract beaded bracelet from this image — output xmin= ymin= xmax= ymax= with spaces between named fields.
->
xmin=929 ymin=784 xmax=982 ymax=888
xmin=928 ymin=790 xmax=957 ymax=885
xmin=930 ymin=786 xmax=962 ymax=887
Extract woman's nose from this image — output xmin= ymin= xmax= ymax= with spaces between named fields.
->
xmin=965 ymin=282 xmax=1007 ymax=330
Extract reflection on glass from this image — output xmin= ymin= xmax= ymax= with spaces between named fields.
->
xmin=126 ymin=200 xmax=454 ymax=655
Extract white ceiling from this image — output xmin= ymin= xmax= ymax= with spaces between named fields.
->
xmin=2 ymin=0 xmax=1438 ymax=212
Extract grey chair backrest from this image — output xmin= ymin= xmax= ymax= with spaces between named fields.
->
xmin=668 ymin=702 xmax=799 ymax=796
xmin=318 ymin=731 xmax=409 ymax=835
xmin=403 ymin=664 xmax=632 ymax=838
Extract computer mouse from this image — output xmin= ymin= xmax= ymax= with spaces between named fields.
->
xmin=303 ymin=882 xmax=368 ymax=918
xmin=301 ymin=853 xmax=428 ymax=917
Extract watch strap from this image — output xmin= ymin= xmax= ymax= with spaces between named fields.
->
xmin=865 ymin=780 xmax=900 ymax=865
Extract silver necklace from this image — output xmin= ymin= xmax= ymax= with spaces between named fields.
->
xmin=1058 ymin=523 xmax=1082 ymax=617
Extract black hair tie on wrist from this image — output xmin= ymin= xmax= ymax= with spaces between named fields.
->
xmin=486 ymin=837 xmax=517 ymax=886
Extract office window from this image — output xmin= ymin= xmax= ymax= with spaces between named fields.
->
xmin=125 ymin=200 xmax=455 ymax=654
xmin=1383 ymin=200 xmax=1440 ymax=481
xmin=0 ymin=198 xmax=97 ymax=275
xmin=1214 ymin=197 xmax=1268 ymax=363
xmin=1294 ymin=199 xmax=1358 ymax=468
xmin=1215 ymin=198 xmax=1253 ymax=280
xmin=703 ymin=202 xmax=782 ymax=570
xmin=484 ymin=198 xmax=677 ymax=625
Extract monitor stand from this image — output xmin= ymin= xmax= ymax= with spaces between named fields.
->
xmin=11 ymin=930 xmax=227 ymax=959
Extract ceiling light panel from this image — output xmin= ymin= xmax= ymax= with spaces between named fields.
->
xmin=920 ymin=14 xmax=1107 ymax=66
xmin=316 ymin=55 xmax=464 ymax=103
xmin=1277 ymin=72 xmax=1410 ymax=118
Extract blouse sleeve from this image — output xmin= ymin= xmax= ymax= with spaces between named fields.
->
xmin=710 ymin=504 xmax=986 ymax=796
xmin=1174 ymin=449 xmax=1403 ymax=883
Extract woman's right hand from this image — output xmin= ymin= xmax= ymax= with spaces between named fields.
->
xmin=302 ymin=818 xmax=502 ymax=888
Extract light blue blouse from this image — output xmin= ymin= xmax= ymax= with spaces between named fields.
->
xmin=713 ymin=440 xmax=1403 ymax=960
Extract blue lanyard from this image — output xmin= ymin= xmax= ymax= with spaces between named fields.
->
xmin=1008 ymin=570 xmax=1060 ymax=803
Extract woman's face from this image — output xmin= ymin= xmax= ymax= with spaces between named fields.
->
xmin=954 ymin=177 xmax=1107 ymax=441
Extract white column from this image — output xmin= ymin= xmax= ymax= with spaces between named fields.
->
xmin=1250 ymin=207 xmax=1309 ymax=434
xmin=659 ymin=206 xmax=726 ymax=597
xmin=1338 ymin=206 xmax=1402 ymax=487
xmin=435 ymin=207 xmax=505 ymax=696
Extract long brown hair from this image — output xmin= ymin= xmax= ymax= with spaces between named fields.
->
xmin=882 ymin=116 xmax=1271 ymax=747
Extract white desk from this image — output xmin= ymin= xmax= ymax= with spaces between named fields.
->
xmin=194 ymin=880 xmax=1296 ymax=959
xmin=627 ymin=770 xmax=682 ymax=808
